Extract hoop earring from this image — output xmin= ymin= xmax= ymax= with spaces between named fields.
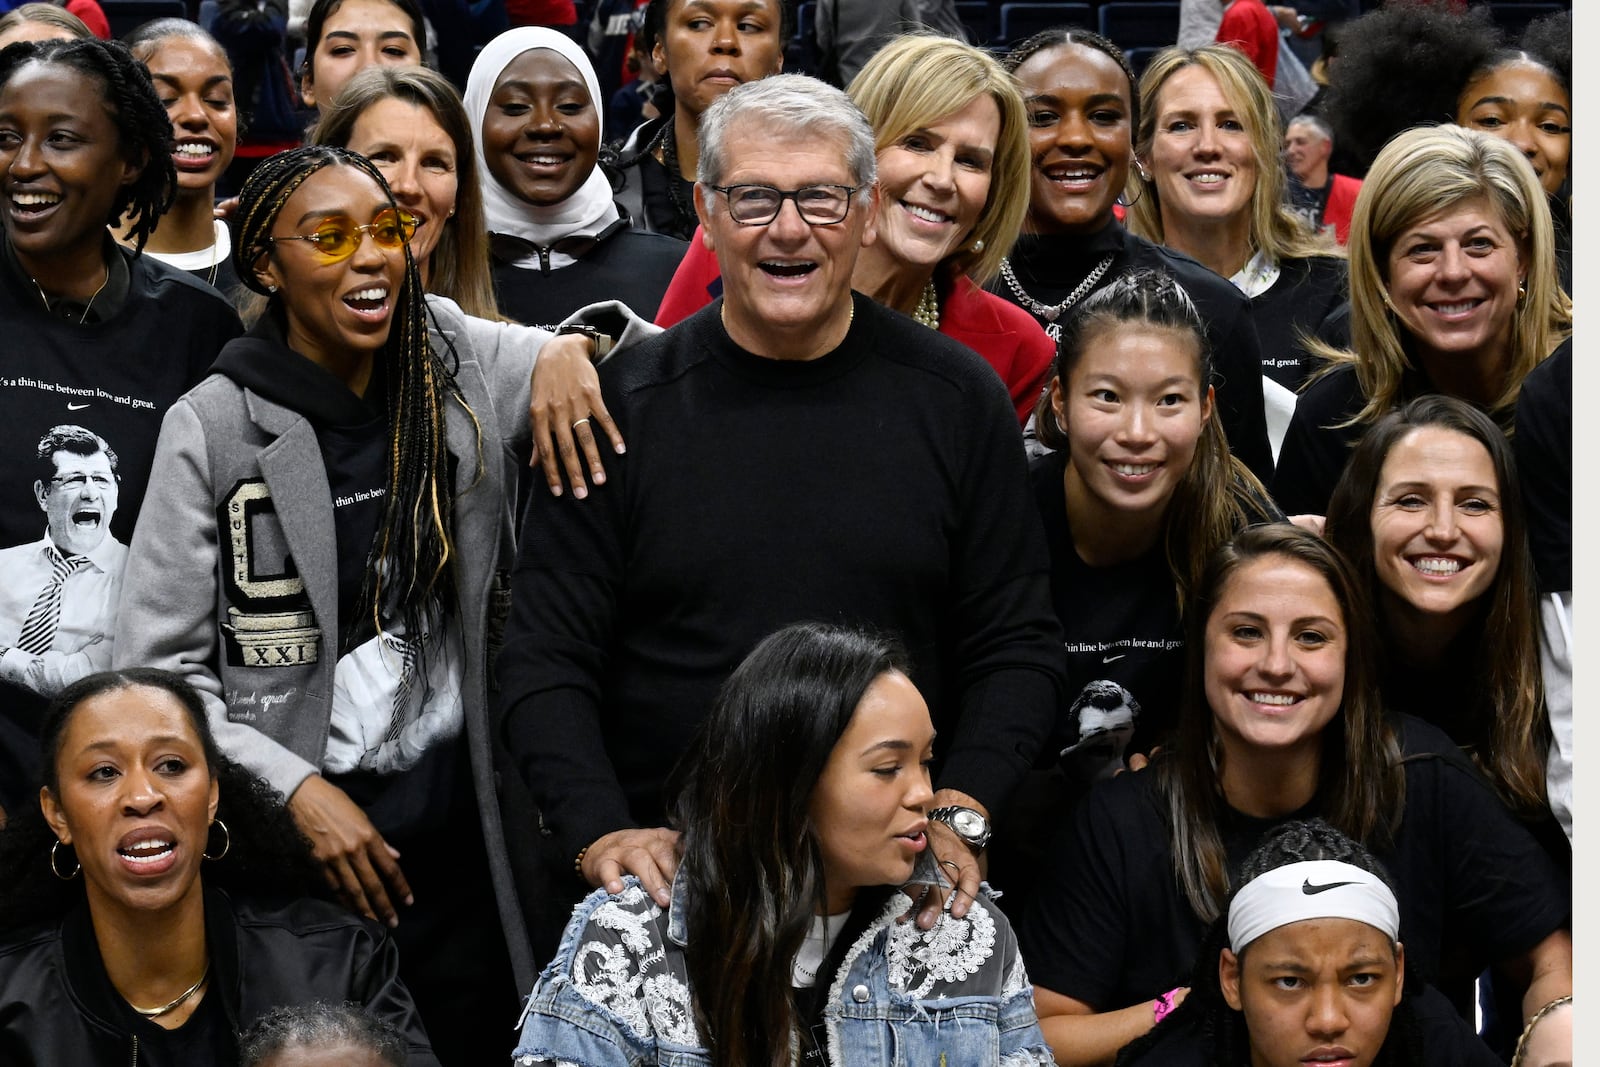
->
xmin=51 ymin=840 xmax=80 ymax=880
xmin=203 ymin=819 xmax=230 ymax=862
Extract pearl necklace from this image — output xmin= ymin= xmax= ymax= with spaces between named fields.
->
xmin=998 ymin=253 xmax=1115 ymax=340
xmin=913 ymin=280 xmax=940 ymax=330
xmin=129 ymin=961 xmax=210 ymax=1020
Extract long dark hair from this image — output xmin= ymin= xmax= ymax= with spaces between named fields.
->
xmin=1324 ymin=395 xmax=1546 ymax=815
xmin=668 ymin=622 xmax=909 ymax=1067
xmin=1117 ymin=820 xmax=1426 ymax=1067
xmin=0 ymin=37 xmax=174 ymax=250
xmin=0 ymin=669 xmax=324 ymax=932
xmin=1033 ymin=270 xmax=1270 ymax=613
xmin=233 ymin=144 xmax=478 ymax=650
xmin=1154 ymin=525 xmax=1405 ymax=924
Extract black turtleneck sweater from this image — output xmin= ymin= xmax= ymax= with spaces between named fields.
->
xmin=989 ymin=222 xmax=1275 ymax=483
xmin=497 ymin=292 xmax=1067 ymax=864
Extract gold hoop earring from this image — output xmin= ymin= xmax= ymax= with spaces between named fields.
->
xmin=51 ymin=840 xmax=80 ymax=880
xmin=203 ymin=819 xmax=230 ymax=862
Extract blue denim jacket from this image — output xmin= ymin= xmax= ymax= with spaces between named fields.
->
xmin=512 ymin=875 xmax=1053 ymax=1066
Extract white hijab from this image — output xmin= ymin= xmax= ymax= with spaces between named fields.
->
xmin=464 ymin=27 xmax=619 ymax=257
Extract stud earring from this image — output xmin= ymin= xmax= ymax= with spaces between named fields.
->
xmin=970 ymin=238 xmax=985 ymax=253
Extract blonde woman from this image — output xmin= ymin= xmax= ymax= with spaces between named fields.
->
xmin=1273 ymin=123 xmax=1570 ymax=517
xmin=1126 ymin=44 xmax=1346 ymax=454
xmin=654 ymin=33 xmax=1053 ymax=424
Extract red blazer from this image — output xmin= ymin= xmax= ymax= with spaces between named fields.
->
xmin=653 ymin=228 xmax=1053 ymax=425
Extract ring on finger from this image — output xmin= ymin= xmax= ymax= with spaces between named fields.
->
xmin=572 ymin=417 xmax=592 ymax=432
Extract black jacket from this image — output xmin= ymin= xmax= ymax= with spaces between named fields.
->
xmin=0 ymin=886 xmax=438 ymax=1066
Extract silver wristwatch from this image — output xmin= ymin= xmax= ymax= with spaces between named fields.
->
xmin=928 ymin=805 xmax=992 ymax=850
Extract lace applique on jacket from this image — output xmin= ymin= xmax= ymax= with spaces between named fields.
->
xmin=567 ymin=884 xmax=700 ymax=1047
xmin=885 ymin=896 xmax=998 ymax=998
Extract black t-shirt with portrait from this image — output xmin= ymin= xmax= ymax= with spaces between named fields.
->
xmin=1030 ymin=450 xmax=1187 ymax=782
xmin=0 ymin=239 xmax=241 ymax=804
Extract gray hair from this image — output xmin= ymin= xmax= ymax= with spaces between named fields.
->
xmin=1288 ymin=112 xmax=1333 ymax=144
xmin=697 ymin=73 xmax=877 ymax=192
xmin=238 ymin=1002 xmax=407 ymax=1067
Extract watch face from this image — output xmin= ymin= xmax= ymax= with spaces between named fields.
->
xmin=952 ymin=810 xmax=984 ymax=837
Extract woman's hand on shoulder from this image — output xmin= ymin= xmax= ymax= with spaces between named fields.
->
xmin=529 ymin=334 xmax=626 ymax=499
xmin=287 ymin=774 xmax=412 ymax=929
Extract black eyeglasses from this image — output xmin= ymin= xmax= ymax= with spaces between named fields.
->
xmin=710 ymin=183 xmax=860 ymax=226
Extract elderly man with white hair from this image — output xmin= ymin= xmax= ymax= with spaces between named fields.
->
xmin=497 ymin=73 xmax=1064 ymax=954
xmin=1283 ymin=112 xmax=1363 ymax=244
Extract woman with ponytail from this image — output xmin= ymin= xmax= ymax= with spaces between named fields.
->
xmin=989 ymin=269 xmax=1278 ymax=920
xmin=113 ymin=144 xmax=538 ymax=1064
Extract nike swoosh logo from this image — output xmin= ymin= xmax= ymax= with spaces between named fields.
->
xmin=67 ymin=402 xmax=90 ymax=410
xmin=1102 ymin=654 xmax=1126 ymax=664
xmin=1302 ymin=878 xmax=1360 ymax=895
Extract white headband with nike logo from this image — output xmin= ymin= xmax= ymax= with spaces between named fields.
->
xmin=1227 ymin=860 xmax=1400 ymax=952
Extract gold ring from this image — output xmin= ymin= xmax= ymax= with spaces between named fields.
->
xmin=571 ymin=417 xmax=591 ymax=432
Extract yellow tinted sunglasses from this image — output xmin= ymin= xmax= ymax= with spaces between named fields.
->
xmin=271 ymin=207 xmax=417 ymax=262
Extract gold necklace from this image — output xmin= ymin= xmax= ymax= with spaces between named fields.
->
xmin=129 ymin=961 xmax=210 ymax=1019
xmin=913 ymin=280 xmax=940 ymax=330
xmin=32 ymin=265 xmax=109 ymax=325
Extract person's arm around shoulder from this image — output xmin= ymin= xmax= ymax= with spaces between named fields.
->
xmin=924 ymin=368 xmax=1063 ymax=926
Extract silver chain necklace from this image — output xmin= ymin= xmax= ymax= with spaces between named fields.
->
xmin=999 ymin=253 xmax=1115 ymax=340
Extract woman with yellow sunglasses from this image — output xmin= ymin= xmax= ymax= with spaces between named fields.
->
xmin=113 ymin=144 xmax=547 ymax=1063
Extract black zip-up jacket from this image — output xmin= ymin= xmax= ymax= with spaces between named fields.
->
xmin=0 ymin=886 xmax=438 ymax=1066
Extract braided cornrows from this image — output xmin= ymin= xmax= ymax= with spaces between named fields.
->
xmin=233 ymin=145 xmax=477 ymax=649
xmin=0 ymin=38 xmax=175 ymax=250
xmin=1003 ymin=27 xmax=1140 ymax=132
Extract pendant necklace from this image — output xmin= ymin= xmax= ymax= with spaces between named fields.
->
xmin=998 ymin=254 xmax=1115 ymax=341
xmin=32 ymin=264 xmax=110 ymax=325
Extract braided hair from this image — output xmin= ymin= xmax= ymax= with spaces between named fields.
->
xmin=232 ymin=145 xmax=477 ymax=651
xmin=1116 ymin=820 xmax=1424 ymax=1067
xmin=0 ymin=37 xmax=174 ymax=250
xmin=1003 ymin=26 xmax=1141 ymax=133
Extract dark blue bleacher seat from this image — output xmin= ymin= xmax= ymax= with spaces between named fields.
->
xmin=1097 ymin=2 xmax=1180 ymax=52
xmin=789 ymin=0 xmax=820 ymax=77
xmin=954 ymin=1 xmax=996 ymax=46
xmin=1124 ymin=45 xmax=1161 ymax=77
xmin=1488 ymin=2 xmax=1562 ymax=35
xmin=998 ymin=3 xmax=1093 ymax=47
xmin=101 ymin=0 xmax=186 ymax=38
